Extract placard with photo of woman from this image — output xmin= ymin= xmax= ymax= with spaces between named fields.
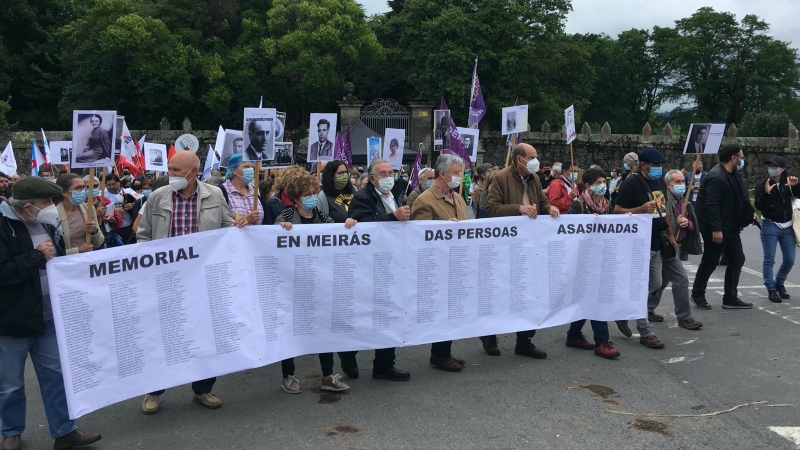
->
xmin=71 ymin=110 xmax=117 ymax=168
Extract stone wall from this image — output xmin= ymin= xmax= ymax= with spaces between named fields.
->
xmin=4 ymin=121 xmax=799 ymax=184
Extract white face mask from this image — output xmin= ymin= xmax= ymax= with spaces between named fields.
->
xmin=447 ymin=173 xmax=462 ymax=189
xmin=32 ymin=204 xmax=59 ymax=226
xmin=169 ymin=173 xmax=191 ymax=192
xmin=526 ymin=157 xmax=540 ymax=174
xmin=376 ymin=176 xmax=394 ymax=194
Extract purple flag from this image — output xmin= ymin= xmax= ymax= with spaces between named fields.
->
xmin=343 ymin=125 xmax=353 ymax=168
xmin=467 ymin=58 xmax=486 ymax=129
xmin=409 ymin=144 xmax=422 ymax=190
xmin=440 ymin=97 xmax=472 ymax=164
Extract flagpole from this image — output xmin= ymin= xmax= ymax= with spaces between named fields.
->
xmin=569 ymin=142 xmax=574 ymax=178
xmin=504 ymin=133 xmax=516 ymax=167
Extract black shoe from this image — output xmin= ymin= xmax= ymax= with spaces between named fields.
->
xmin=648 ymin=312 xmax=664 ymax=322
xmin=777 ymin=284 xmax=791 ymax=299
xmin=339 ymin=354 xmax=359 ymax=379
xmin=53 ymin=429 xmax=102 ymax=450
xmin=691 ymin=294 xmax=712 ymax=310
xmin=722 ymin=297 xmax=753 ymax=309
xmin=514 ymin=340 xmax=547 ymax=359
xmin=479 ymin=335 xmax=501 ymax=356
xmin=372 ymin=366 xmax=410 ymax=381
xmin=768 ymin=290 xmax=782 ymax=303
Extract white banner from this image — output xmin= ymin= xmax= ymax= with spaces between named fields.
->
xmin=48 ymin=215 xmax=651 ymax=418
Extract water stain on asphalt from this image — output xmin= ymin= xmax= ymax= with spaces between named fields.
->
xmin=318 ymin=392 xmax=341 ymax=404
xmin=632 ymin=419 xmax=670 ymax=436
xmin=326 ymin=425 xmax=360 ymax=437
xmin=581 ymin=384 xmax=620 ymax=405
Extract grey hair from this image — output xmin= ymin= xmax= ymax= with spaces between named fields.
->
xmin=418 ymin=167 xmax=434 ymax=178
xmin=435 ymin=154 xmax=463 ymax=176
xmin=510 ymin=144 xmax=527 ymax=161
xmin=7 ymin=197 xmax=32 ymax=209
xmin=552 ymin=162 xmax=563 ymax=174
xmin=368 ymin=159 xmax=389 ymax=175
xmin=357 ymin=173 xmax=369 ymax=187
xmin=664 ymin=169 xmax=682 ymax=184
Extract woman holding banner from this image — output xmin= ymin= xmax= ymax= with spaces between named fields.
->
xmin=275 ymin=166 xmax=357 ymax=393
xmin=566 ymin=167 xmax=621 ymax=359
xmin=54 ymin=174 xmax=104 ymax=254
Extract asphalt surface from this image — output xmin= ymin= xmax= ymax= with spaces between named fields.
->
xmin=12 ymin=224 xmax=800 ymax=449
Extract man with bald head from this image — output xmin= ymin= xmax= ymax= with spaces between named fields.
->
xmin=480 ymin=143 xmax=559 ymax=358
xmin=136 ymin=151 xmax=234 ymax=415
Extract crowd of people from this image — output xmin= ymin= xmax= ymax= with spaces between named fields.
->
xmin=0 ymin=141 xmax=795 ymax=449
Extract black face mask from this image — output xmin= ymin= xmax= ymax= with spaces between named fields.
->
xmin=544 ymin=170 xmax=551 ymax=176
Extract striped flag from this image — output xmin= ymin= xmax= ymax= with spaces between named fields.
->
xmin=202 ymin=145 xmax=219 ymax=180
xmin=40 ymin=129 xmax=51 ymax=165
xmin=31 ymin=140 xmax=45 ymax=176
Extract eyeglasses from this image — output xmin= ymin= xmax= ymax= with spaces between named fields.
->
xmin=70 ymin=186 xmax=88 ymax=192
xmin=335 ymin=170 xmax=348 ymax=175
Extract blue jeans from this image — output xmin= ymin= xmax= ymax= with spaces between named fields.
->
xmin=567 ymin=320 xmax=609 ymax=345
xmin=761 ymin=219 xmax=796 ymax=290
xmin=0 ymin=321 xmax=76 ymax=439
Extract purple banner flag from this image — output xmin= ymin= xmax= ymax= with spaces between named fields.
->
xmin=409 ymin=144 xmax=422 ymax=190
xmin=440 ymin=97 xmax=472 ymax=164
xmin=343 ymin=125 xmax=352 ymax=168
xmin=467 ymin=58 xmax=486 ymax=129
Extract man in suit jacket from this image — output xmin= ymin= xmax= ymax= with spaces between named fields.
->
xmin=410 ymin=154 xmax=469 ymax=372
xmin=691 ymin=126 xmax=708 ymax=153
xmin=309 ymin=119 xmax=333 ymax=161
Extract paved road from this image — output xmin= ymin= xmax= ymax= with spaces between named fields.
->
xmin=14 ymin=225 xmax=800 ymax=449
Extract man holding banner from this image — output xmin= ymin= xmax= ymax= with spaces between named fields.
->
xmin=480 ymin=144 xmax=559 ymax=358
xmin=136 ymin=151 xmax=234 ymax=414
xmin=0 ymin=178 xmax=102 ymax=450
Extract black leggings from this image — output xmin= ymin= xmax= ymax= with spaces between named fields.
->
xmin=281 ymin=353 xmax=334 ymax=378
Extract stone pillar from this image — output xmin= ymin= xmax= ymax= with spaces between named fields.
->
xmin=337 ymin=101 xmax=363 ymax=133
xmin=409 ymin=102 xmax=433 ymax=166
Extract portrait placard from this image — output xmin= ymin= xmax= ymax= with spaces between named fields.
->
xmin=457 ymin=127 xmax=479 ymax=162
xmin=502 ymin=105 xmax=528 ymax=136
xmin=367 ymin=137 xmax=382 ymax=166
xmin=264 ymin=142 xmax=294 ymax=169
xmin=143 ymin=143 xmax=167 ymax=172
xmin=71 ymin=110 xmax=117 ymax=168
xmin=683 ymin=123 xmax=725 ymax=155
xmin=218 ymin=130 xmax=243 ymax=169
xmin=50 ymin=141 xmax=72 ymax=165
xmin=383 ymin=128 xmax=405 ymax=170
xmin=307 ymin=113 xmax=337 ymax=162
xmin=433 ymin=110 xmax=450 ymax=149
xmin=275 ymin=112 xmax=286 ymax=141
xmin=564 ymin=105 xmax=576 ymax=144
xmin=243 ymin=108 xmax=277 ymax=162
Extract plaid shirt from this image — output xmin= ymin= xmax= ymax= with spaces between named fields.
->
xmin=222 ymin=179 xmax=264 ymax=223
xmin=171 ymin=188 xmax=199 ymax=236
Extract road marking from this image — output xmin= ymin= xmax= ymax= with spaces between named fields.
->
xmin=768 ymin=426 xmax=800 ymax=446
xmin=660 ymin=352 xmax=704 ymax=364
xmin=676 ymin=339 xmax=697 ymax=345
xmin=758 ymin=305 xmax=800 ymax=326
xmin=741 ymin=266 xmax=763 ymax=277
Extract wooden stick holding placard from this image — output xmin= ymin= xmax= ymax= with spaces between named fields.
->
xmin=85 ymin=168 xmax=95 ymax=244
xmin=504 ymin=134 xmax=516 ymax=167
xmin=253 ymin=161 xmax=261 ymax=211
xmin=569 ymin=142 xmax=575 ymax=177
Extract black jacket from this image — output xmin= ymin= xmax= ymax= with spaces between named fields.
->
xmin=694 ymin=163 xmax=755 ymax=234
xmin=754 ymin=178 xmax=800 ymax=223
xmin=0 ymin=202 xmax=65 ymax=337
xmin=349 ymin=185 xmax=399 ymax=222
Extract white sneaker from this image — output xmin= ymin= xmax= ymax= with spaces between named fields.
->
xmin=281 ymin=375 xmax=302 ymax=394
xmin=321 ymin=374 xmax=350 ymax=392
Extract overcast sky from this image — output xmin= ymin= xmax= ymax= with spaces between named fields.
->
xmin=358 ymin=0 xmax=799 ymax=49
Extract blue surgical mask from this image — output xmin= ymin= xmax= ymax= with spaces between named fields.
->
xmin=141 ymin=189 xmax=151 ymax=197
xmin=736 ymin=158 xmax=745 ymax=171
xmin=623 ymin=163 xmax=630 ymax=171
xmin=92 ymin=188 xmax=99 ymax=197
xmin=402 ymin=176 xmax=408 ymax=182
xmin=300 ymin=195 xmax=318 ymax=210
xmin=672 ymin=184 xmax=686 ymax=196
xmin=569 ymin=172 xmax=578 ymax=181
xmin=69 ymin=189 xmax=88 ymax=205
xmin=648 ymin=167 xmax=662 ymax=179
xmin=241 ymin=167 xmax=255 ymax=184
xmin=424 ymin=180 xmax=433 ymax=190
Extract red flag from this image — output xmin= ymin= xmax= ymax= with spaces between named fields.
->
xmin=168 ymin=144 xmax=176 ymax=161
xmin=118 ymin=156 xmax=142 ymax=177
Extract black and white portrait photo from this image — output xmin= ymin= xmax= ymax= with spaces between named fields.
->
xmin=214 ymin=127 xmax=243 ymax=169
xmin=383 ymin=128 xmax=405 ymax=170
xmin=275 ymin=111 xmax=286 ymax=141
xmin=50 ymin=141 xmax=72 ymax=165
xmin=243 ymin=107 xmax=276 ymax=162
xmin=71 ymin=110 xmax=117 ymax=168
xmin=501 ymin=105 xmax=528 ymax=135
xmin=307 ymin=113 xmax=337 ymax=162
xmin=144 ymin=143 xmax=167 ymax=172
xmin=683 ymin=123 xmax=725 ymax=155
xmin=264 ymin=142 xmax=294 ymax=169
xmin=434 ymin=109 xmax=451 ymax=149
xmin=457 ymin=127 xmax=479 ymax=162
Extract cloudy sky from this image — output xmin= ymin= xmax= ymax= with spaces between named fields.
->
xmin=358 ymin=0 xmax=799 ymax=49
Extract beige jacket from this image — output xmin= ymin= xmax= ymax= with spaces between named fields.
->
xmin=136 ymin=182 xmax=234 ymax=242
xmin=56 ymin=202 xmax=104 ymax=254
xmin=410 ymin=184 xmax=468 ymax=221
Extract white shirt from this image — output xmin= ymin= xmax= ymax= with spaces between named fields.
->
xmin=374 ymin=187 xmax=397 ymax=214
